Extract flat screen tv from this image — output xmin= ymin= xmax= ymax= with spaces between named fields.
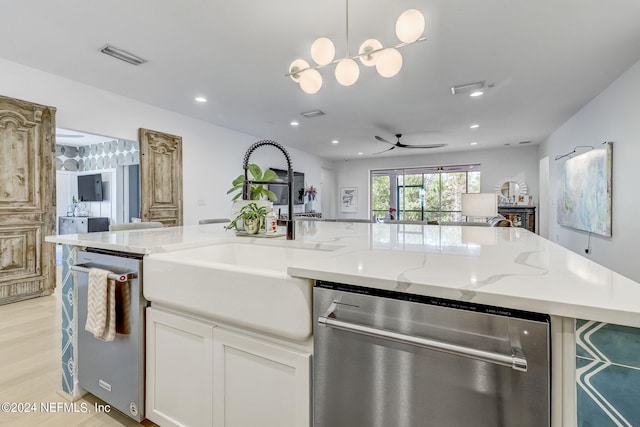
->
xmin=269 ymin=169 xmax=305 ymax=205
xmin=77 ymin=173 xmax=103 ymax=202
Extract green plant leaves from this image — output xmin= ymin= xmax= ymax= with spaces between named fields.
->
xmin=248 ymin=163 xmax=262 ymax=180
xmin=227 ymin=164 xmax=282 ymax=201
xmin=262 ymin=169 xmax=279 ymax=182
xmin=226 ymin=202 xmax=268 ymax=232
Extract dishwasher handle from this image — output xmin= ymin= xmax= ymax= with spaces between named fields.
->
xmin=318 ymin=303 xmax=528 ymax=372
xmin=70 ymin=265 xmax=137 ymax=283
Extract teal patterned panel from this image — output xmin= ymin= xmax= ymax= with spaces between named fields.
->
xmin=576 ymin=320 xmax=640 ymax=426
xmin=61 ymin=245 xmax=77 ymax=395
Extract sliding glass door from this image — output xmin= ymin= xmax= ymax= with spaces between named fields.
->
xmin=371 ymin=165 xmax=481 ymax=222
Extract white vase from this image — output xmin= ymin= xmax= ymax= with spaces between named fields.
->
xmin=305 ymin=199 xmax=315 ymax=213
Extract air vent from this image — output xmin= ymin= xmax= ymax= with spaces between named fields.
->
xmin=519 ymin=141 xmax=532 ymax=145
xmin=100 ymin=45 xmax=147 ymax=66
xmin=300 ymin=110 xmax=325 ymax=118
xmin=450 ymin=81 xmax=485 ymax=95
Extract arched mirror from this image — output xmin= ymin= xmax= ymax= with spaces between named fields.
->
xmin=500 ymin=181 xmax=520 ymax=198
xmin=494 ymin=178 xmax=527 ymax=204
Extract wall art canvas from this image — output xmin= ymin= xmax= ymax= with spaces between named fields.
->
xmin=340 ymin=187 xmax=358 ymax=213
xmin=558 ymin=142 xmax=612 ymax=236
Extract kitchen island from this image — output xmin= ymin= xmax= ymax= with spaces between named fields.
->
xmin=46 ymin=221 xmax=640 ymax=426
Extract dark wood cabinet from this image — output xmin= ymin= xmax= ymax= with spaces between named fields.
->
xmin=58 ymin=217 xmax=109 ymax=235
xmin=498 ymin=206 xmax=536 ymax=233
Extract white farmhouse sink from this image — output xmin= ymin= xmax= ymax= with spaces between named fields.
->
xmin=143 ymin=241 xmax=339 ymax=341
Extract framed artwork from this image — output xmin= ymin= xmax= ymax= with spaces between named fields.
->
xmin=340 ymin=187 xmax=358 ymax=213
xmin=558 ymin=142 xmax=612 ymax=236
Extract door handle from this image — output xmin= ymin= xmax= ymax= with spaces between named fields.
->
xmin=318 ymin=304 xmax=528 ymax=372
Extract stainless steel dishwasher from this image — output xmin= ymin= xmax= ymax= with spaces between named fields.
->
xmin=73 ymin=249 xmax=146 ymax=422
xmin=313 ymin=281 xmax=550 ymax=427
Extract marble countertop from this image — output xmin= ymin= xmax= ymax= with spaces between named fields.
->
xmin=46 ymin=221 xmax=640 ymax=327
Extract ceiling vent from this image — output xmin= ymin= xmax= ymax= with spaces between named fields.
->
xmin=300 ymin=110 xmax=325 ymax=118
xmin=519 ymin=140 xmax=532 ymax=145
xmin=100 ymin=45 xmax=147 ymax=66
xmin=450 ymin=81 xmax=485 ymax=95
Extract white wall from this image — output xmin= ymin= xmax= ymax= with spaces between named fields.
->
xmin=539 ymin=59 xmax=640 ymax=282
xmin=0 ymin=58 xmax=330 ymax=225
xmin=330 ymin=145 xmax=540 ymax=219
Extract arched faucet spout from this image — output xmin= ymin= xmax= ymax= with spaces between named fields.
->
xmin=242 ymin=140 xmax=295 ymax=240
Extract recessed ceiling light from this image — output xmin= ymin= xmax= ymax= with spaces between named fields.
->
xmin=195 ymin=97 xmax=207 ymax=103
xmin=290 ymin=121 xmax=299 ymax=126
xmin=331 ymin=139 xmax=339 ymax=144
xmin=357 ymin=152 xmax=363 ymax=155
xmin=470 ymin=91 xmax=484 ymax=97
xmin=470 ymin=124 xmax=479 ymax=129
xmin=470 ymin=142 xmax=478 ymax=146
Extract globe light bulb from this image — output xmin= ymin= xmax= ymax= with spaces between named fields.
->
xmin=358 ymin=39 xmax=383 ymax=67
xmin=376 ymin=48 xmax=403 ymax=78
xmin=289 ymin=59 xmax=310 ymax=82
xmin=395 ymin=9 xmax=425 ymax=43
xmin=335 ymin=58 xmax=360 ymax=86
xmin=299 ymin=69 xmax=323 ymax=94
xmin=310 ymin=37 xmax=336 ymax=66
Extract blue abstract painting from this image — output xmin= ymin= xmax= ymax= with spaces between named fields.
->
xmin=558 ymin=142 xmax=612 ymax=237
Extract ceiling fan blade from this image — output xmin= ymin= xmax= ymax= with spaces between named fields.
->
xmin=374 ymin=135 xmax=396 ymax=146
xmin=397 ymin=143 xmax=448 ymax=149
xmin=372 ymin=146 xmax=396 ymax=155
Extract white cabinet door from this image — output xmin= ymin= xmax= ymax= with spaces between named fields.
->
xmin=146 ymin=307 xmax=214 ymax=427
xmin=213 ymin=328 xmax=311 ymax=427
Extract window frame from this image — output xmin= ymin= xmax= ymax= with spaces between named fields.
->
xmin=370 ymin=164 xmax=481 ymax=221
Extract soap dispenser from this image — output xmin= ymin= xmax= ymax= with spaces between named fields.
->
xmin=265 ymin=211 xmax=277 ymax=234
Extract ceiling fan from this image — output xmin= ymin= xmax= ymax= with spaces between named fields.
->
xmin=373 ymin=134 xmax=447 ymax=154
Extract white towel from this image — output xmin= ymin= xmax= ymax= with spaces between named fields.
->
xmin=85 ymin=268 xmax=116 ymax=341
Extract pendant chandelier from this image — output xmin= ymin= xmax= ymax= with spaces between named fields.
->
xmin=287 ymin=1 xmax=426 ymax=94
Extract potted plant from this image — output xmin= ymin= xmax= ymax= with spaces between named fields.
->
xmin=227 ymin=164 xmax=280 ymax=202
xmin=226 ymin=202 xmax=268 ymax=234
xmin=227 ymin=164 xmax=280 ymax=230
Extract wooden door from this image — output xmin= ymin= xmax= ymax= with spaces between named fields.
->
xmin=0 ymin=94 xmax=56 ymax=305
xmin=139 ymin=128 xmax=183 ymax=226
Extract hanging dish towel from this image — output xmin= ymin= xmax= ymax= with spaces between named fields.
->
xmin=85 ymin=268 xmax=116 ymax=341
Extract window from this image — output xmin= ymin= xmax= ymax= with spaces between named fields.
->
xmin=371 ymin=165 xmax=481 ymax=221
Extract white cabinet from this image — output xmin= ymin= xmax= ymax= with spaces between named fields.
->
xmin=213 ymin=328 xmax=311 ymax=427
xmin=146 ymin=307 xmax=214 ymax=427
xmin=146 ymin=307 xmax=311 ymax=427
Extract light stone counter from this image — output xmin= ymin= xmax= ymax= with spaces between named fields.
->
xmin=47 ymin=221 xmax=640 ymax=328
xmin=47 ymin=221 xmax=640 ymax=425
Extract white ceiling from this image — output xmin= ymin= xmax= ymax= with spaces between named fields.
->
xmin=2 ymin=0 xmax=640 ymax=160
xmin=55 ymin=128 xmax=118 ymax=146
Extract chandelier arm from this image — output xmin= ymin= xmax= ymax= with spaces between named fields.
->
xmin=345 ymin=0 xmax=350 ymax=57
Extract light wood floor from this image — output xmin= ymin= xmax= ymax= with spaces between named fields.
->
xmin=0 ymin=268 xmax=156 ymax=426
